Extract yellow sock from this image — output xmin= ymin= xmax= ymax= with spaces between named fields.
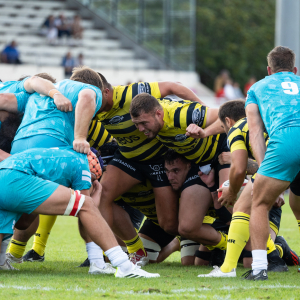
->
xmin=298 ymin=220 xmax=300 ymax=234
xmin=8 ymin=239 xmax=27 ymax=258
xmin=124 ymin=234 xmax=146 ymax=255
xmin=32 ymin=215 xmax=57 ymax=256
xmin=275 ymin=244 xmax=283 ymax=258
xmin=221 ymin=212 xmax=250 ymax=273
xmin=206 ymin=232 xmax=228 ymax=251
xmin=266 ymin=234 xmax=276 ymax=254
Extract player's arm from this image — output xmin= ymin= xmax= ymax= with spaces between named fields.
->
xmin=0 ymin=149 xmax=10 ymax=161
xmin=218 ymin=149 xmax=248 ymax=206
xmin=73 ymin=89 xmax=97 ymax=154
xmin=23 ymin=76 xmax=72 ymax=112
xmin=158 ymin=81 xmax=205 ymax=105
xmin=246 ymin=103 xmax=266 ymax=166
xmin=0 ymin=93 xmax=19 ymax=113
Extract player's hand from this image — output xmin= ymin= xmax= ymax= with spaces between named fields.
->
xmin=273 ymin=192 xmax=285 ymax=208
xmin=53 ymin=93 xmax=73 ymax=112
xmin=217 ymin=186 xmax=237 ymax=207
xmin=186 ymin=124 xmax=206 ymax=139
xmin=198 ymin=168 xmax=215 ymax=188
xmin=90 ymin=181 xmax=102 ymax=207
xmin=218 ymin=152 xmax=231 ymax=165
xmin=73 ymin=138 xmax=90 ymax=154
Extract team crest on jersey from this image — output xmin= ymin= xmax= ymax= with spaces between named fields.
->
xmin=175 ymin=134 xmax=188 ymax=142
xmin=109 ymin=115 xmax=124 ymax=124
xmin=138 ymin=83 xmax=146 ymax=94
xmin=192 ymin=108 xmax=202 ymax=125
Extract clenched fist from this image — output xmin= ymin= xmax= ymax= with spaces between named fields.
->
xmin=73 ymin=138 xmax=90 ymax=154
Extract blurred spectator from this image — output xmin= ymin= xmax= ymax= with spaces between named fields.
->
xmin=41 ymin=15 xmax=58 ymax=44
xmin=55 ymin=14 xmax=72 ymax=39
xmin=244 ymin=76 xmax=256 ymax=96
xmin=233 ymin=82 xmax=244 ymax=98
xmin=72 ymin=15 xmax=84 ymax=39
xmin=224 ymin=79 xmax=236 ymax=100
xmin=214 ymin=69 xmax=230 ymax=96
xmin=62 ymin=52 xmax=76 ymax=77
xmin=1 ymin=41 xmax=21 ymax=64
xmin=76 ymin=53 xmax=84 ymax=66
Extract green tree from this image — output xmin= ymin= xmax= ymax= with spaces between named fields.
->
xmin=196 ymin=0 xmax=275 ymax=90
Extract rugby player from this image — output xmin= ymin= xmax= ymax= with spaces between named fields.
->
xmin=199 ymin=99 xmax=298 ymax=278
xmin=0 ymin=147 xmax=159 ymax=278
xmin=91 ymin=74 xmax=210 ymax=264
xmin=245 ymin=46 xmax=300 ymax=280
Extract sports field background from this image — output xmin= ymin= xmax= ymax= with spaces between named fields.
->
xmin=1 ymin=196 xmax=299 ymax=300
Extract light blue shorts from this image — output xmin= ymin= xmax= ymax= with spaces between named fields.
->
xmin=258 ymin=127 xmax=300 ymax=182
xmin=0 ymin=169 xmax=59 ymax=234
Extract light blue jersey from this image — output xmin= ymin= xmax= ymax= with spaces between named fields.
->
xmin=0 ymin=146 xmax=92 ymax=191
xmin=245 ymin=72 xmax=300 ymax=137
xmin=13 ymin=79 xmax=102 ymax=147
xmin=0 ymin=77 xmax=30 ymax=112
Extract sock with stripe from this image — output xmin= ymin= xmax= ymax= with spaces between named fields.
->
xmin=275 ymin=244 xmax=283 ymax=258
xmin=105 ymin=246 xmax=133 ymax=273
xmin=206 ymin=231 xmax=228 ymax=251
xmin=8 ymin=239 xmax=27 ymax=258
xmin=221 ymin=212 xmax=250 ymax=273
xmin=124 ymin=234 xmax=146 ymax=255
xmin=32 ymin=215 xmax=57 ymax=256
xmin=266 ymin=234 xmax=276 ymax=255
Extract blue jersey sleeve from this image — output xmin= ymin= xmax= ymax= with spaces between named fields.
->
xmin=16 ymin=77 xmax=30 ymax=93
xmin=71 ymin=157 xmax=92 ymax=191
xmin=245 ymin=88 xmax=258 ymax=107
xmin=16 ymin=92 xmax=31 ymax=112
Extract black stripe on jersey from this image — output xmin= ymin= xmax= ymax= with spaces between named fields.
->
xmin=87 ymin=121 xmax=98 ymax=141
xmin=229 ymin=135 xmax=244 ymax=148
xmin=104 ymin=134 xmax=111 ymax=144
xmin=144 ymin=82 xmax=152 ymax=94
xmin=237 ymin=118 xmax=247 ymax=131
xmin=119 ymin=138 xmax=159 ymax=153
xmin=174 ymin=107 xmax=182 ymax=128
xmin=106 ymin=124 xmax=137 ymax=135
xmin=245 ymin=132 xmax=250 ymax=150
xmin=130 ymin=143 xmax=167 ymax=161
xmin=186 ymin=103 xmax=197 ymax=125
xmin=119 ymin=86 xmax=128 ymax=108
xmin=93 ymin=124 xmax=106 ymax=149
xmin=200 ymin=135 xmax=218 ymax=162
xmin=126 ymin=198 xmax=155 ymax=207
xmin=101 ymin=113 xmax=132 ymax=126
xmin=132 ymin=83 xmax=139 ymax=98
xmin=157 ymin=138 xmax=196 ymax=148
xmin=181 ymin=138 xmax=206 ymax=158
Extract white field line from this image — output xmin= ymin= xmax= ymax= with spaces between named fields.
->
xmin=0 ymin=283 xmax=299 ymax=295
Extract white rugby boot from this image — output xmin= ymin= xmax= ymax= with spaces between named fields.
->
xmin=88 ymin=263 xmax=116 ymax=275
xmin=115 ymin=264 xmax=160 ymax=278
xmin=198 ymin=266 xmax=236 ymax=278
xmin=6 ymin=252 xmax=23 ymax=264
xmin=0 ymin=259 xmax=19 ymax=270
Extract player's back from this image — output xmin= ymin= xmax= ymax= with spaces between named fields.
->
xmin=0 ymin=77 xmax=28 ymax=93
xmin=247 ymin=72 xmax=300 ymax=136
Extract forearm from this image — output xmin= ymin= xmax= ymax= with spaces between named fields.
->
xmin=246 ymin=159 xmax=258 ymax=175
xmin=24 ymin=76 xmax=57 ymax=95
xmin=249 ymin=130 xmax=266 ymax=166
xmin=203 ymin=118 xmax=224 ymax=137
xmin=0 ymin=150 xmax=11 ymax=161
xmin=228 ymin=165 xmax=246 ymax=195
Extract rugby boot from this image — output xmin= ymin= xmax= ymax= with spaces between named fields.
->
xmin=128 ymin=248 xmax=149 ymax=267
xmin=6 ymin=252 xmax=23 ymax=264
xmin=267 ymin=250 xmax=289 ymax=272
xmin=0 ymin=259 xmax=19 ymax=270
xmin=115 ymin=264 xmax=160 ymax=278
xmin=241 ymin=269 xmax=268 ymax=281
xmin=23 ymin=249 xmax=45 ymax=262
xmin=89 ymin=263 xmax=116 ymax=275
xmin=77 ymin=257 xmax=90 ymax=267
xmin=198 ymin=266 xmax=236 ymax=278
xmin=275 ymin=235 xmax=300 ymax=266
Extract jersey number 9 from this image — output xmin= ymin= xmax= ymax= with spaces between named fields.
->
xmin=281 ymin=82 xmax=299 ymax=95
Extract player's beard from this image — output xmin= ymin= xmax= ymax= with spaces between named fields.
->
xmin=145 ymin=120 xmax=162 ymax=140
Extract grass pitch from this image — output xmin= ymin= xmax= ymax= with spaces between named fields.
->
xmin=1 ymin=200 xmax=300 ymax=300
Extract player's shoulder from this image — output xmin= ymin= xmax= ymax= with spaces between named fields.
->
xmin=228 ymin=118 xmax=246 ymax=136
xmin=56 ymin=79 xmax=101 ymax=94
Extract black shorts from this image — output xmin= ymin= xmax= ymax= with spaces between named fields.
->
xmin=139 ymin=218 xmax=175 ymax=248
xmin=109 ymin=149 xmax=170 ymax=188
xmin=181 ymin=164 xmax=207 ymax=192
xmin=211 ymin=219 xmax=229 ymax=233
xmin=290 ymin=171 xmax=300 ymax=196
xmin=115 ymin=199 xmax=145 ymax=230
xmin=269 ymin=206 xmax=282 ymax=235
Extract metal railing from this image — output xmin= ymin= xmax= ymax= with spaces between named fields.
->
xmin=78 ymin=0 xmax=195 ymax=71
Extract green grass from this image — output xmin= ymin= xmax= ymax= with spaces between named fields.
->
xmin=1 ymin=201 xmax=300 ymax=300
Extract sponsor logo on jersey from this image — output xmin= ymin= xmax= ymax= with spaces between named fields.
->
xmin=192 ymin=108 xmax=202 ymax=125
xmin=138 ymin=83 xmax=146 ymax=94
xmin=183 ymin=174 xmax=199 ymax=185
xmin=116 ymin=135 xmax=140 ymax=145
xmin=175 ymin=134 xmax=188 ymax=142
xmin=109 ymin=115 xmax=124 ymax=124
xmin=149 ymin=164 xmax=165 ymax=181
xmin=228 ymin=239 xmax=235 ymax=244
xmin=112 ymin=158 xmax=136 ymax=171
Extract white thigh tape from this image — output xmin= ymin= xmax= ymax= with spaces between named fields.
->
xmin=64 ymin=189 xmax=85 ymax=217
xmin=199 ymin=164 xmax=211 ymax=175
xmin=180 ymin=239 xmax=200 ymax=258
xmin=140 ymin=237 xmax=161 ymax=261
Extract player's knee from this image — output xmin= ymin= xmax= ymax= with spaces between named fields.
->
xmin=160 ymin=222 xmax=178 ymax=236
xmin=178 ymin=223 xmax=198 ymax=240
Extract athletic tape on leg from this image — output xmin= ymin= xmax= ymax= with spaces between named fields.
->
xmin=64 ymin=189 xmax=85 ymax=217
xmin=140 ymin=237 xmax=161 ymax=261
xmin=180 ymin=239 xmax=200 ymax=258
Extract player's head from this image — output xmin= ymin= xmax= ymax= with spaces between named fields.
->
xmin=18 ymin=73 xmax=56 ymax=83
xmin=70 ymin=66 xmax=104 ymax=91
xmin=0 ymin=111 xmax=23 ymax=153
xmin=97 ymin=72 xmax=113 ymax=101
xmin=164 ymin=149 xmax=191 ymax=191
xmin=218 ymin=99 xmax=246 ymax=133
xmin=130 ymin=93 xmax=164 ymax=139
xmin=267 ymin=46 xmax=297 ymax=74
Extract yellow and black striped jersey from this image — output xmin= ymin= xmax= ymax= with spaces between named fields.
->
xmin=88 ymin=120 xmax=112 ymax=150
xmin=227 ymin=117 xmax=268 ymax=160
xmin=94 ymin=82 xmax=166 ymax=161
xmin=156 ymin=98 xmax=220 ymax=165
xmin=115 ymin=179 xmax=158 ymax=224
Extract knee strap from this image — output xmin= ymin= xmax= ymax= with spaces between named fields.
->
xmin=140 ymin=237 xmax=161 ymax=261
xmin=195 ymin=250 xmax=212 ymax=261
xmin=64 ymin=189 xmax=85 ymax=217
xmin=180 ymin=239 xmax=200 ymax=258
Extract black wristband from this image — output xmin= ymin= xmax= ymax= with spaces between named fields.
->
xmin=215 ymin=206 xmax=232 ymax=223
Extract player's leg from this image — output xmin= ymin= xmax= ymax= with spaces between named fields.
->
xmin=180 ymin=238 xmax=200 ymax=265
xmin=0 ymin=233 xmax=17 ymax=270
xmin=289 ymin=176 xmax=300 ymax=234
xmin=157 ymin=237 xmax=180 ymax=263
xmin=195 ymin=245 xmax=211 ymax=266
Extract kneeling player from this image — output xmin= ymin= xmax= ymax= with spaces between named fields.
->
xmin=0 ymin=147 xmax=159 ymax=278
